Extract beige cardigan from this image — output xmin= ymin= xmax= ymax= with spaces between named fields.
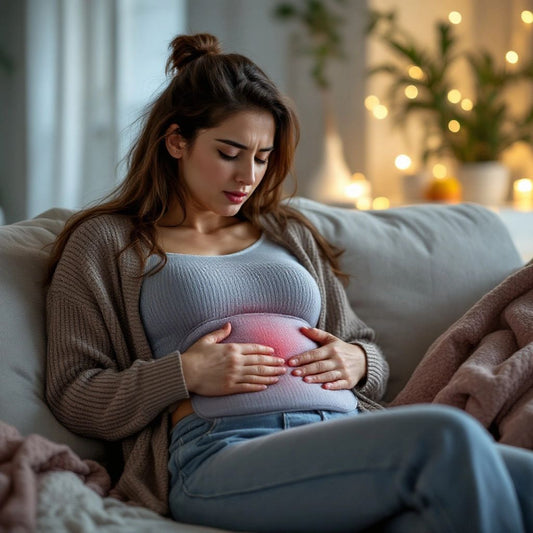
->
xmin=45 ymin=213 xmax=389 ymax=515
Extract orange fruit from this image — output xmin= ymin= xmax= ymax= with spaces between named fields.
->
xmin=425 ymin=176 xmax=462 ymax=202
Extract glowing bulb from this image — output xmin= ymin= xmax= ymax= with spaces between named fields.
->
xmin=345 ymin=173 xmax=370 ymax=200
xmin=447 ymin=89 xmax=462 ymax=104
xmin=513 ymin=178 xmax=533 ymax=209
xmin=433 ymin=164 xmax=447 ymax=179
xmin=364 ymin=95 xmax=380 ymax=110
xmin=372 ymin=104 xmax=389 ymax=120
xmin=356 ymin=197 xmax=372 ymax=210
xmin=506 ymin=50 xmax=519 ymax=64
xmin=395 ymin=154 xmax=412 ymax=170
xmin=408 ymin=65 xmax=424 ymax=80
xmin=461 ymin=98 xmax=473 ymax=111
xmin=448 ymin=119 xmax=461 ymax=133
xmin=515 ymin=178 xmax=533 ymax=193
xmin=404 ymin=85 xmax=418 ymax=99
xmin=448 ymin=11 xmax=462 ymax=24
xmin=521 ymin=10 xmax=533 ymax=24
xmin=373 ymin=197 xmax=390 ymax=210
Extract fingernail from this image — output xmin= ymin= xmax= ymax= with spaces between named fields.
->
xmin=288 ymin=358 xmax=298 ymax=366
xmin=292 ymin=369 xmax=302 ymax=376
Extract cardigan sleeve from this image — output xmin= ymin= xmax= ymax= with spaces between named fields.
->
xmin=45 ymin=216 xmax=189 ymax=441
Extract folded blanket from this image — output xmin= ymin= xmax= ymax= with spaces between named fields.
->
xmin=0 ymin=421 xmax=110 ymax=532
xmin=391 ymin=261 xmax=533 ymax=449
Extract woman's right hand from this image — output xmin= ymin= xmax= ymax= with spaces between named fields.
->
xmin=181 ymin=322 xmax=286 ymax=396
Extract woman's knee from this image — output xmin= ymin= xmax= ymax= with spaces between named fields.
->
xmin=392 ymin=404 xmax=493 ymax=452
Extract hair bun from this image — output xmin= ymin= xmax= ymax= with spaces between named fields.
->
xmin=166 ymin=33 xmax=222 ymax=75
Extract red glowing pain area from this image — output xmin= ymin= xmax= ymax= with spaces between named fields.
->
xmin=220 ymin=314 xmax=318 ymax=361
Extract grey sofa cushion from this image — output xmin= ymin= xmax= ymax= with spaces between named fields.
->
xmin=0 ymin=199 xmax=523 ymax=462
xmin=0 ymin=208 xmax=108 ymax=461
xmin=292 ymin=198 xmax=523 ymax=400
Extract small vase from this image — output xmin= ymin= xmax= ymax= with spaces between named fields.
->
xmin=310 ymin=92 xmax=353 ymax=205
xmin=457 ymin=161 xmax=511 ymax=206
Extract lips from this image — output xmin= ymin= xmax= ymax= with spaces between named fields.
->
xmin=224 ymin=191 xmax=248 ymax=204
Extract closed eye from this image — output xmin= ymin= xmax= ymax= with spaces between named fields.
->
xmin=218 ymin=150 xmax=237 ymax=161
xmin=218 ymin=150 xmax=268 ymax=166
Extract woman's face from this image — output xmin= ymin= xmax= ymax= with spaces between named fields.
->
xmin=167 ymin=109 xmax=275 ymax=218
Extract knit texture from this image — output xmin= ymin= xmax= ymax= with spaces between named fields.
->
xmin=46 ymin=212 xmax=389 ymax=515
xmin=140 ymin=235 xmax=356 ymax=417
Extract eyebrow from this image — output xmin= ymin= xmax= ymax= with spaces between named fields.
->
xmin=215 ymin=138 xmax=274 ymax=152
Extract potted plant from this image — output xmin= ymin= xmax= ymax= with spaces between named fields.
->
xmin=366 ymin=9 xmax=533 ymax=204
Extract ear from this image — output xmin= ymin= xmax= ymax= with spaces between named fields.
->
xmin=165 ymin=124 xmax=187 ymax=159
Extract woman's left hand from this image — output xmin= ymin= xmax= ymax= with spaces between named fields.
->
xmin=287 ymin=327 xmax=367 ymax=390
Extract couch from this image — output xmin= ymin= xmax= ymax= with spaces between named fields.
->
xmin=0 ymin=197 xmax=524 ymax=531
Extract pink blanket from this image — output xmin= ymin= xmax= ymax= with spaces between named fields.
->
xmin=0 ymin=421 xmax=110 ymax=532
xmin=392 ymin=261 xmax=533 ymax=449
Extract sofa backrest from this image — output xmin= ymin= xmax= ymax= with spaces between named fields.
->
xmin=0 ymin=199 xmax=523 ymax=461
xmin=291 ymin=198 xmax=523 ymax=400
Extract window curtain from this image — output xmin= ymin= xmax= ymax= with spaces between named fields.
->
xmin=26 ymin=0 xmax=186 ymax=218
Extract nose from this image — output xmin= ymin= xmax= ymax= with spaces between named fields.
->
xmin=235 ymin=157 xmax=257 ymax=186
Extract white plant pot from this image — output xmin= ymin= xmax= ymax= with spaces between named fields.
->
xmin=457 ymin=161 xmax=510 ymax=206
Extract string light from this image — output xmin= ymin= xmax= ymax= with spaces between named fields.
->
xmin=345 ymin=172 xmax=370 ymax=200
xmin=433 ymin=164 xmax=447 ymax=178
xmin=461 ymin=98 xmax=473 ymax=111
xmin=408 ymin=65 xmax=424 ymax=80
xmin=373 ymin=197 xmax=390 ymax=210
xmin=448 ymin=120 xmax=461 ymax=132
xmin=364 ymin=95 xmax=380 ymax=111
xmin=395 ymin=154 xmax=412 ymax=170
xmin=404 ymin=85 xmax=418 ymax=99
xmin=448 ymin=11 xmax=462 ymax=24
xmin=372 ymin=104 xmax=389 ymax=119
xmin=521 ymin=10 xmax=533 ymax=24
xmin=506 ymin=50 xmax=519 ymax=64
xmin=447 ymin=89 xmax=462 ymax=103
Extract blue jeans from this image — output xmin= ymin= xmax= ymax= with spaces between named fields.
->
xmin=168 ymin=405 xmax=533 ymax=532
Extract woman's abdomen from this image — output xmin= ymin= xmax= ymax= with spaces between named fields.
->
xmin=190 ymin=313 xmax=358 ymax=418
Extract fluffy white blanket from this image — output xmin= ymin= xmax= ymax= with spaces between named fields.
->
xmin=37 ymin=471 xmax=224 ymax=532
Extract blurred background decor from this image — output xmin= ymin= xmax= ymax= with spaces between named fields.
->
xmin=274 ymin=0 xmax=366 ymax=205
xmin=1 ymin=0 xmax=533 ymax=223
xmin=367 ymin=7 xmax=533 ymax=205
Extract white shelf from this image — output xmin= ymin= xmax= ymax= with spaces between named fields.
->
xmin=491 ymin=207 xmax=533 ymax=264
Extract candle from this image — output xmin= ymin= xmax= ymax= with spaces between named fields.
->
xmin=513 ymin=178 xmax=533 ymax=210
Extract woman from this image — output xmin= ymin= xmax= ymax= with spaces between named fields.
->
xmin=46 ymin=33 xmax=533 ymax=532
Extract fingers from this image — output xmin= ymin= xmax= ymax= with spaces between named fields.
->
xmin=203 ymin=322 xmax=232 ymax=344
xmin=289 ymin=357 xmax=335 ymax=377
xmin=287 ymin=328 xmax=361 ymax=390
xmin=298 ymin=326 xmax=336 ymax=343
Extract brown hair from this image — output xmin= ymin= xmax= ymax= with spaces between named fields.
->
xmin=47 ymin=33 xmax=344 ymax=281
